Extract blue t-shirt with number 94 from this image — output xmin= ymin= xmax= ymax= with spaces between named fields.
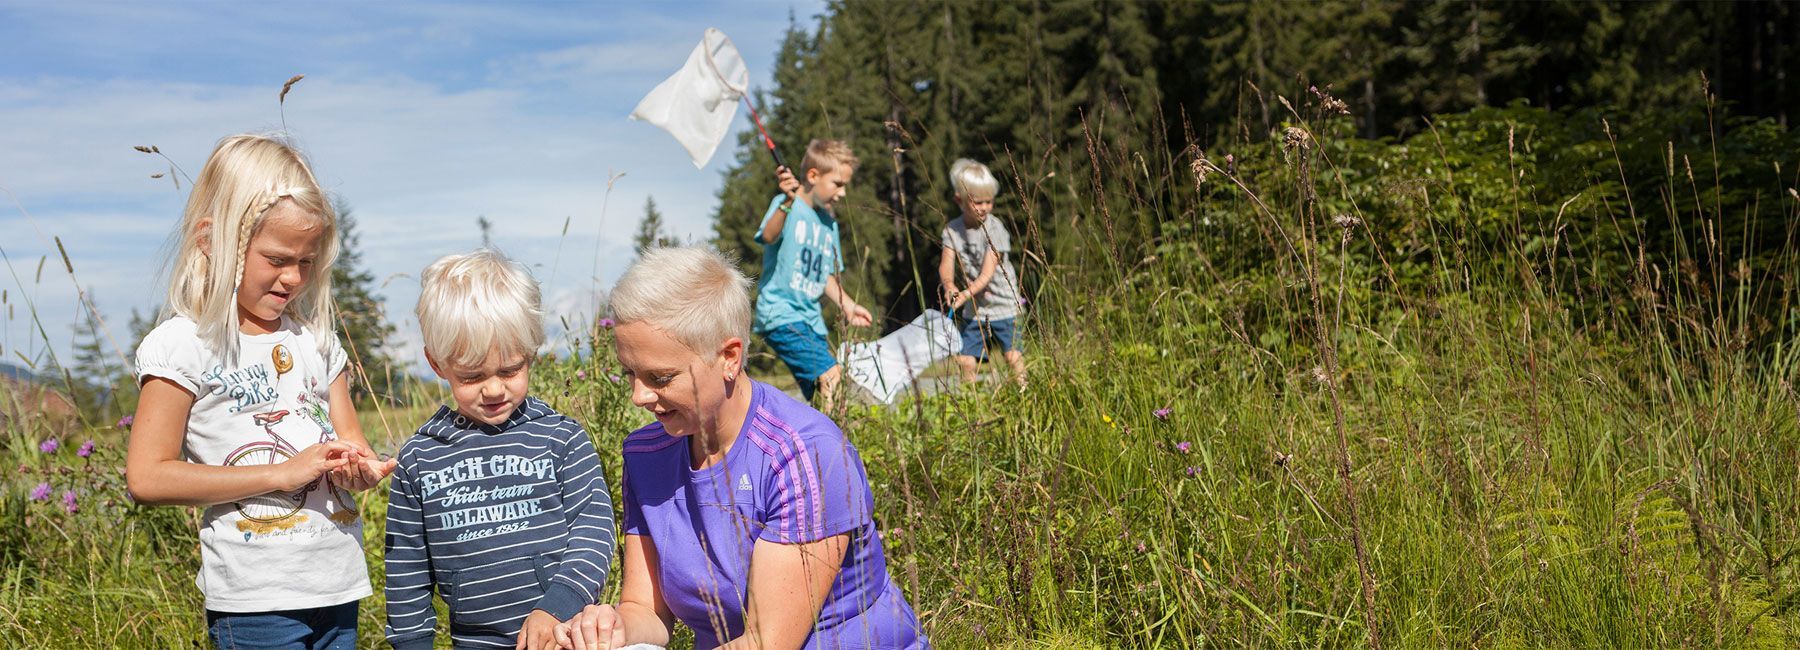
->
xmin=754 ymin=194 xmax=843 ymax=336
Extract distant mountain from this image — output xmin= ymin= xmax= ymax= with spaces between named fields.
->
xmin=0 ymin=360 xmax=39 ymax=384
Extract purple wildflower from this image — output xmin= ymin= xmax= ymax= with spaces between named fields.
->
xmin=1153 ymin=407 xmax=1172 ymax=420
xmin=1184 ymin=466 xmax=1200 ymax=477
xmin=1175 ymin=441 xmax=1192 ymax=454
xmin=1018 ymin=296 xmax=1029 ymax=306
xmin=609 ymin=374 xmax=621 ymax=383
xmin=39 ymin=439 xmax=59 ymax=454
xmin=117 ymin=414 xmax=134 ymax=429
xmin=599 ymin=318 xmax=616 ymax=329
xmin=30 ymin=482 xmax=51 ymax=501
xmin=1135 ymin=541 xmax=1147 ymax=553
xmin=16 ymin=463 xmax=28 ymax=475
xmin=575 ymin=370 xmax=587 ymax=380
xmin=77 ymin=440 xmax=96 ymax=458
xmin=62 ymin=490 xmax=78 ymax=513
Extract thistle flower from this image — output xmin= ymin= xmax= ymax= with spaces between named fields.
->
xmin=62 ymin=490 xmax=78 ymax=513
xmin=599 ymin=318 xmax=616 ymax=329
xmin=575 ymin=370 xmax=587 ymax=380
xmin=117 ymin=415 xmax=134 ymax=429
xmin=1153 ymin=407 xmax=1172 ymax=420
xmin=30 ymin=482 xmax=51 ymax=501
xmin=77 ymin=440 xmax=95 ymax=458
xmin=1184 ymin=466 xmax=1200 ymax=477
xmin=609 ymin=374 xmax=621 ymax=383
xmin=1175 ymin=441 xmax=1192 ymax=454
xmin=39 ymin=439 xmax=59 ymax=454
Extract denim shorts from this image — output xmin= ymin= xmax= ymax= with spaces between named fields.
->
xmin=959 ymin=316 xmax=1018 ymax=361
xmin=762 ymin=321 xmax=837 ymax=400
xmin=206 ymin=601 xmax=357 ymax=649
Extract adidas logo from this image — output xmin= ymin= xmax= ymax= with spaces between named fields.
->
xmin=737 ymin=474 xmax=753 ymax=491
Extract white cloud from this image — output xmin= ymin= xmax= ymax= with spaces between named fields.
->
xmin=1 ymin=0 xmax=823 ymax=374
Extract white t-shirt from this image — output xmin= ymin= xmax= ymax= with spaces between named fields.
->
xmin=135 ymin=315 xmax=372 ymax=612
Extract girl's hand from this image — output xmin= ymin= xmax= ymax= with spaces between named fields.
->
xmin=330 ymin=449 xmax=398 ymax=492
xmin=555 ymin=604 xmax=626 ymax=650
xmin=949 ymin=288 xmax=971 ymax=311
xmin=275 ymin=441 xmax=356 ymax=493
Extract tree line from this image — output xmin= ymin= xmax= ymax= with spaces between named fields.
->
xmin=708 ymin=0 xmax=1799 ymax=328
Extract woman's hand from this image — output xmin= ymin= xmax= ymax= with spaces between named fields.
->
xmin=554 ymin=604 xmax=626 ymax=650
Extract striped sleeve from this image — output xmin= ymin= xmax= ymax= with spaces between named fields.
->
xmin=383 ymin=455 xmax=438 ymax=650
xmin=533 ymin=420 xmax=616 ymax=620
xmin=750 ymin=412 xmax=871 ymax=544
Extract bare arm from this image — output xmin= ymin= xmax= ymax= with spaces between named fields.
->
xmin=125 ymin=377 xmax=353 ymax=506
xmin=967 ymin=249 xmax=1000 ymax=295
xmin=758 ymin=167 xmax=802 ymax=244
xmin=823 ymin=275 xmax=872 ymax=327
xmin=937 ymin=245 xmax=960 ymax=306
xmin=717 ymin=535 xmax=851 ymax=650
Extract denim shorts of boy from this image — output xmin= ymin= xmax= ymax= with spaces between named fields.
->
xmin=958 ymin=316 xmax=1018 ymax=361
xmin=206 ymin=601 xmax=357 ymax=650
xmin=763 ymin=321 xmax=837 ymax=400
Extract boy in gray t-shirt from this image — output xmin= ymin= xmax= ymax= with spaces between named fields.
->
xmin=938 ymin=158 xmax=1026 ymax=387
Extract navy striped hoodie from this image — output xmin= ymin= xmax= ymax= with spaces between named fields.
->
xmin=383 ymin=397 xmax=615 ymax=649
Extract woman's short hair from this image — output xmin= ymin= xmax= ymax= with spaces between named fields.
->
xmin=415 ymin=249 xmax=546 ymax=368
xmin=950 ymin=158 xmax=998 ymax=200
xmin=608 ymin=246 xmax=752 ymax=354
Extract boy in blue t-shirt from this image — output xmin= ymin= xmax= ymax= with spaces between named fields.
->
xmin=755 ymin=138 xmax=872 ymax=407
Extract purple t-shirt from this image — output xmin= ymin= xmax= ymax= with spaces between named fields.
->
xmin=621 ymin=381 xmax=926 ymax=649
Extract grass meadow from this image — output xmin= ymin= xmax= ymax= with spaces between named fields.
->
xmin=4 ymin=94 xmax=1800 ymax=648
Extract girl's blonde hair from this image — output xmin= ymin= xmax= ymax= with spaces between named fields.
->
xmin=164 ymin=134 xmax=339 ymax=357
xmin=609 ymin=246 xmax=751 ymax=355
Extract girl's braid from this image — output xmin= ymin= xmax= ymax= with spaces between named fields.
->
xmin=231 ymin=188 xmax=290 ymax=292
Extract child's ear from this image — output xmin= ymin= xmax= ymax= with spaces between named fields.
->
xmin=804 ymin=166 xmax=823 ymax=187
xmin=191 ymin=218 xmax=212 ymax=256
xmin=424 ymin=351 xmax=447 ymax=380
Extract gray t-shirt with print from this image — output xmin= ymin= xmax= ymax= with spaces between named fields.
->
xmin=942 ymin=214 xmax=1022 ymax=320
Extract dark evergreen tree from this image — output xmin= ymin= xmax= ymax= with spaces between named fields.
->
xmin=332 ymin=199 xmax=401 ymax=404
xmin=633 ymin=196 xmax=680 ymax=251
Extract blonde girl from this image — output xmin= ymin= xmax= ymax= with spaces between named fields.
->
xmin=126 ymin=133 xmax=396 ymax=649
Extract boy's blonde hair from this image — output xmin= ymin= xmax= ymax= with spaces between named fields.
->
xmin=950 ymin=158 xmax=999 ymax=200
xmin=799 ymin=139 xmax=859 ymax=179
xmin=164 ymin=133 xmax=339 ymax=357
xmin=609 ymin=246 xmax=751 ymax=354
xmin=416 ymin=249 xmax=546 ymax=369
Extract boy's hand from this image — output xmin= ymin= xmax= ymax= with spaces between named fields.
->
xmin=555 ymin=604 xmax=625 ymax=650
xmin=775 ymin=165 xmax=801 ymax=200
xmin=948 ymin=287 xmax=971 ymax=311
xmin=518 ymin=609 xmax=561 ymax=650
xmin=845 ymin=303 xmax=873 ymax=328
xmin=273 ymin=441 xmax=356 ymax=493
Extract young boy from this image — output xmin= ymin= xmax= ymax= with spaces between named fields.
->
xmin=938 ymin=158 xmax=1027 ymax=387
xmin=384 ymin=249 xmax=614 ymax=650
xmin=756 ymin=138 xmax=873 ymax=407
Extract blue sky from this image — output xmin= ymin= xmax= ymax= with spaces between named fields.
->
xmin=0 ymin=0 xmax=825 ymax=375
